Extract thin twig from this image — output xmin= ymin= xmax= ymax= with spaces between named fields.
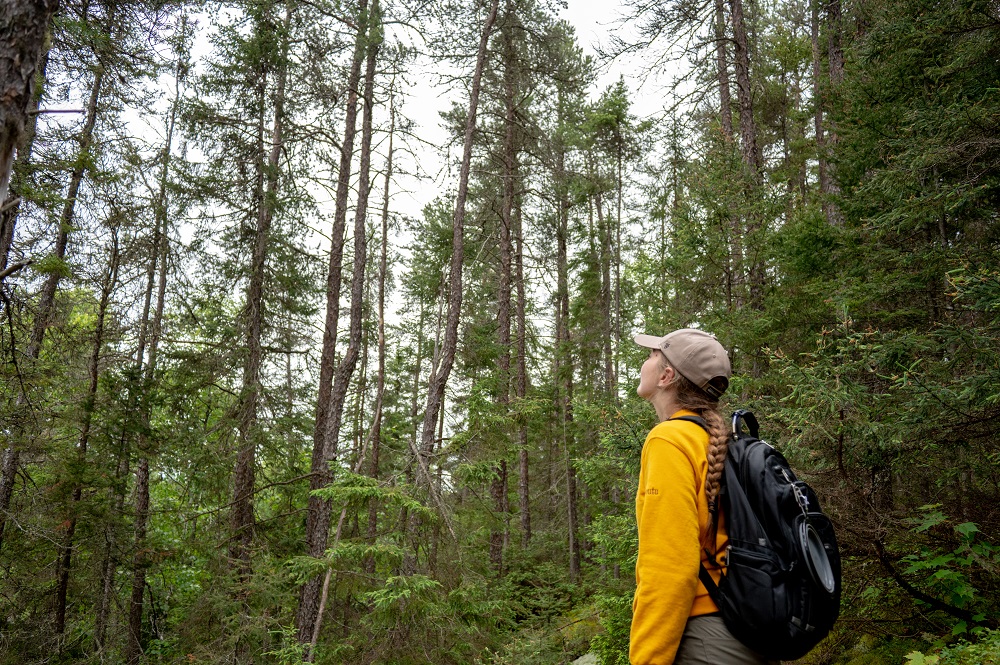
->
xmin=28 ymin=109 xmax=85 ymax=116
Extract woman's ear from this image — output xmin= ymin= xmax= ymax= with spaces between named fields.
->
xmin=657 ymin=364 xmax=675 ymax=389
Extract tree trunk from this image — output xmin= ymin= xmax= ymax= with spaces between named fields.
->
xmin=827 ymin=0 xmax=843 ymax=86
xmin=614 ymin=142 xmax=623 ymax=387
xmin=729 ymin=0 xmax=766 ymax=319
xmin=490 ymin=4 xmax=516 ymax=573
xmin=0 ymin=0 xmax=58 ymax=202
xmin=53 ymin=227 xmax=119 ymax=638
xmin=419 ymin=0 xmax=501 ymax=477
xmin=730 ymin=0 xmax=760 ymax=174
xmin=594 ymin=190 xmax=614 ymax=394
xmin=125 ymin=456 xmax=150 ymax=665
xmin=0 ymin=34 xmax=49 ymax=281
xmin=515 ymin=200 xmax=529 ymax=547
xmin=811 ymin=0 xmax=828 ymax=200
xmin=230 ymin=2 xmax=291 ymax=577
xmin=489 ymin=461 xmax=508 ymax=571
xmin=823 ymin=0 xmax=844 ymax=225
xmin=299 ymin=0 xmax=380 ymax=641
xmin=555 ymin=138 xmax=580 ymax=580
xmin=308 ymin=0 xmax=368 ymax=481
xmin=95 ymin=144 xmax=173 ymax=645
xmin=366 ymin=92 xmax=395 ymax=574
xmin=121 ymin=57 xmax=186 ymax=663
xmin=711 ymin=0 xmax=745 ymax=312
xmin=714 ymin=0 xmax=733 ymax=140
xmin=299 ymin=0 xmax=369 ymax=639
xmin=0 ymin=60 xmax=104 ymax=552
xmin=124 ymin=39 xmax=180 ymax=665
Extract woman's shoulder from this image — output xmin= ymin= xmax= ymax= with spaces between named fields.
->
xmin=645 ymin=415 xmax=709 ymax=457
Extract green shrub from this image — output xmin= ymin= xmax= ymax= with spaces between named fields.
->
xmin=905 ymin=629 xmax=1000 ymax=665
xmin=589 ymin=593 xmax=631 ymax=665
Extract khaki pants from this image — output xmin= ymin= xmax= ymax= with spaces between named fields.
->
xmin=673 ymin=615 xmax=779 ymax=665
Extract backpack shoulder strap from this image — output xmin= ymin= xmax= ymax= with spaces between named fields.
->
xmin=671 ymin=414 xmax=726 ymax=566
xmin=669 ymin=415 xmax=709 ymax=431
xmin=731 ymin=409 xmax=759 ymax=439
xmin=699 ymin=563 xmax=722 ymax=605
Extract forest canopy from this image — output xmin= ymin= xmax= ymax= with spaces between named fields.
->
xmin=0 ymin=0 xmax=998 ymax=663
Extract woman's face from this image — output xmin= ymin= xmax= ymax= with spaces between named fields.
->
xmin=637 ymin=349 xmax=667 ymax=400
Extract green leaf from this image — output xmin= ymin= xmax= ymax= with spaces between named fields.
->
xmin=955 ymin=522 xmax=979 ymax=538
xmin=32 ymin=254 xmax=72 ymax=279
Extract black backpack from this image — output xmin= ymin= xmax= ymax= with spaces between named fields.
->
xmin=675 ymin=410 xmax=842 ymax=661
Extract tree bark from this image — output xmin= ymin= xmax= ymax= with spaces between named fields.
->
xmin=594 ymin=190 xmax=614 ymax=394
xmin=614 ymin=129 xmax=623 ymax=388
xmin=555 ymin=132 xmax=580 ymax=580
xmin=0 ymin=58 xmax=103 ymax=552
xmin=298 ymin=0 xmax=380 ymax=641
xmin=230 ymin=2 xmax=291 ymax=578
xmin=729 ymin=0 xmax=760 ymax=174
xmin=710 ymin=2 xmax=745 ymax=312
xmin=490 ymin=2 xmax=516 ymax=573
xmin=811 ymin=0 xmax=828 ymax=201
xmin=124 ymin=35 xmax=181 ymax=664
xmin=515 ymin=199 xmax=529 ymax=547
xmin=0 ymin=0 xmax=59 ymax=202
xmin=419 ymin=0 xmax=501 ymax=474
xmin=0 ymin=34 xmax=49 ymax=282
xmin=298 ymin=0 xmax=369 ymax=638
xmin=125 ymin=455 xmax=150 ymax=665
xmin=366 ymin=92 xmax=395 ymax=574
xmin=308 ymin=0 xmax=369 ymax=482
xmin=822 ymin=0 xmax=844 ymax=225
xmin=54 ymin=227 xmax=119 ymax=638
xmin=714 ymin=0 xmax=733 ymax=141
xmin=826 ymin=0 xmax=843 ymax=86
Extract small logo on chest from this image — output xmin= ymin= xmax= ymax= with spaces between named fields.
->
xmin=644 ymin=488 xmax=659 ymax=496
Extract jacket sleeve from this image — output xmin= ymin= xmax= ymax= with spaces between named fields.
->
xmin=629 ymin=432 xmax=700 ymax=665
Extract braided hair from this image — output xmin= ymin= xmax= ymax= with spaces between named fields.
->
xmin=657 ymin=354 xmax=730 ymax=517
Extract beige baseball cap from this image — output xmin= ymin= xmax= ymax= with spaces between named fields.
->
xmin=634 ymin=328 xmax=731 ymax=399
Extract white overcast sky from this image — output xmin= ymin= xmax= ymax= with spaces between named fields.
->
xmin=389 ymin=0 xmax=681 ymax=221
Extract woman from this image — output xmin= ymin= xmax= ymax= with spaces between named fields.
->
xmin=629 ymin=329 xmax=772 ymax=665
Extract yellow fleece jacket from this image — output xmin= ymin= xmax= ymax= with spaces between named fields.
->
xmin=629 ymin=410 xmax=729 ymax=665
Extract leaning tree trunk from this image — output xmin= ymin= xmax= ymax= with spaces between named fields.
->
xmin=123 ymin=36 xmax=185 ymax=663
xmin=298 ymin=0 xmax=380 ymax=644
xmin=0 ymin=0 xmax=59 ymax=202
xmin=418 ymin=0 xmax=501 ymax=494
xmin=0 ymin=61 xmax=103 ymax=552
xmin=298 ymin=0 xmax=369 ymax=639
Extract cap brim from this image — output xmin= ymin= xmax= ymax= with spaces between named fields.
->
xmin=633 ymin=333 xmax=665 ymax=349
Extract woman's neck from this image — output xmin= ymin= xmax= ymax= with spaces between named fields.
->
xmin=653 ymin=392 xmax=683 ymax=423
